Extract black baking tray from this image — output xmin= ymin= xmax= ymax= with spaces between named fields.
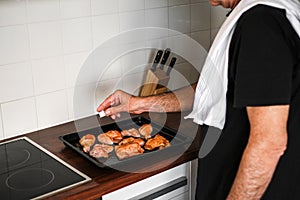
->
xmin=59 ymin=116 xmax=191 ymax=168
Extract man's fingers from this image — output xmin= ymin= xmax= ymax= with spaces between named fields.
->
xmin=97 ymin=95 xmax=114 ymax=112
xmin=110 ymin=114 xmax=116 ymax=120
xmin=105 ymin=108 xmax=119 ymax=120
xmin=106 ymin=105 xmax=125 ymax=116
xmin=97 ymin=90 xmax=130 ymax=119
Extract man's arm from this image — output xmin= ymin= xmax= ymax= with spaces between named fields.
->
xmin=130 ymin=83 xmax=197 ymax=113
xmin=97 ymin=83 xmax=197 ymax=119
xmin=227 ymin=105 xmax=289 ymax=199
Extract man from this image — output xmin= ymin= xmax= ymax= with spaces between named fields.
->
xmin=97 ymin=0 xmax=300 ymax=199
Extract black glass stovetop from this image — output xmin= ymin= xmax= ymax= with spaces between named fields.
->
xmin=0 ymin=137 xmax=91 ymax=200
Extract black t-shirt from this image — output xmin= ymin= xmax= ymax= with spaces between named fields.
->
xmin=196 ymin=5 xmax=300 ymax=200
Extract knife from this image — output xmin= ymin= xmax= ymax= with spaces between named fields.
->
xmin=151 ymin=50 xmax=163 ymax=72
xmin=166 ymin=57 xmax=177 ymax=76
xmin=159 ymin=48 xmax=171 ymax=70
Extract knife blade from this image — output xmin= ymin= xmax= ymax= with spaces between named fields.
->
xmin=151 ymin=50 xmax=163 ymax=72
xmin=159 ymin=48 xmax=171 ymax=70
xmin=166 ymin=57 xmax=177 ymax=76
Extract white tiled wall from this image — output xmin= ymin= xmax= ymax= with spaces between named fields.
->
xmin=29 ymin=21 xmax=63 ymax=59
xmin=0 ymin=112 xmax=3 ymax=139
xmin=0 ymin=0 xmax=228 ymax=139
xmin=0 ymin=62 xmax=34 ymax=102
xmin=35 ymin=90 xmax=69 ymax=128
xmin=0 ymin=25 xmax=30 ymax=65
xmin=1 ymin=98 xmax=38 ymax=138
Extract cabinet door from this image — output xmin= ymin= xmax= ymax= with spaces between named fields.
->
xmin=102 ymin=162 xmax=191 ymax=200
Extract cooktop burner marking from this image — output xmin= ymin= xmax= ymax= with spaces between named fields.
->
xmin=5 ymin=168 xmax=55 ymax=191
xmin=0 ymin=149 xmax=30 ymax=171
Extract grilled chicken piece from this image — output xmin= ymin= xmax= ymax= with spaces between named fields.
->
xmin=121 ymin=128 xmax=141 ymax=138
xmin=79 ymin=134 xmax=96 ymax=153
xmin=98 ymin=130 xmax=122 ymax=144
xmin=144 ymin=134 xmax=170 ymax=150
xmin=89 ymin=144 xmax=113 ymax=158
xmin=139 ymin=124 xmax=153 ymax=140
xmin=119 ymin=137 xmax=145 ymax=146
xmin=115 ymin=142 xmax=144 ymax=160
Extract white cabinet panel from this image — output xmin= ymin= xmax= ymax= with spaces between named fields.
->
xmin=102 ymin=162 xmax=191 ymax=200
xmin=169 ymin=191 xmax=189 ymax=200
xmin=154 ymin=186 xmax=189 ymax=200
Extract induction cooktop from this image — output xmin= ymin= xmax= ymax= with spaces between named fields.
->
xmin=0 ymin=137 xmax=91 ymax=200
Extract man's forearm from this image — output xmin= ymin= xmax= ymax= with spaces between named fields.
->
xmin=227 ymin=141 xmax=285 ymax=199
xmin=227 ymin=105 xmax=288 ymax=200
xmin=129 ymin=83 xmax=196 ymax=113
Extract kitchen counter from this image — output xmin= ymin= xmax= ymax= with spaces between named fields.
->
xmin=5 ymin=112 xmax=201 ymax=200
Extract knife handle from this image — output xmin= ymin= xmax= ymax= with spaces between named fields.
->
xmin=151 ymin=50 xmax=163 ymax=71
xmin=159 ymin=48 xmax=171 ymax=69
xmin=166 ymin=57 xmax=177 ymax=76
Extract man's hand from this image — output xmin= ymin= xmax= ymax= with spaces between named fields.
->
xmin=97 ymin=90 xmax=132 ymax=119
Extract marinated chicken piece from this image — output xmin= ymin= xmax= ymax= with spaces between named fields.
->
xmin=79 ymin=134 xmax=96 ymax=153
xmin=121 ymin=128 xmax=141 ymax=138
xmin=98 ymin=130 xmax=123 ymax=144
xmin=138 ymin=124 xmax=153 ymax=140
xmin=98 ymin=133 xmax=113 ymax=145
xmin=119 ymin=137 xmax=145 ymax=146
xmin=115 ymin=142 xmax=144 ymax=160
xmin=144 ymin=134 xmax=170 ymax=150
xmin=89 ymin=144 xmax=113 ymax=158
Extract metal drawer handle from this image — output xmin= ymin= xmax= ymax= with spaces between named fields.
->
xmin=129 ymin=176 xmax=188 ymax=200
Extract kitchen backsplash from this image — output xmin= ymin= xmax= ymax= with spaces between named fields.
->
xmin=0 ymin=0 xmax=228 ymax=139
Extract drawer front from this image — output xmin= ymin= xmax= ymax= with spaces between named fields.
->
xmin=102 ymin=162 xmax=191 ymax=200
xmin=153 ymin=186 xmax=189 ymax=200
xmin=168 ymin=191 xmax=189 ymax=200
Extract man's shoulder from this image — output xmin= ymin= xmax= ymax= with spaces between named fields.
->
xmin=238 ymin=4 xmax=287 ymax=27
xmin=234 ymin=4 xmax=292 ymax=38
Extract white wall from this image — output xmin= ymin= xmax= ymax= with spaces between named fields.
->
xmin=0 ymin=0 xmax=228 ymax=139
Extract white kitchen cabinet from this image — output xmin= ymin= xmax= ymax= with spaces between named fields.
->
xmin=102 ymin=161 xmax=193 ymax=200
xmin=168 ymin=191 xmax=189 ymax=200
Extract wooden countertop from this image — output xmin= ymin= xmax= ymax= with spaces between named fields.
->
xmin=9 ymin=112 xmax=201 ymax=200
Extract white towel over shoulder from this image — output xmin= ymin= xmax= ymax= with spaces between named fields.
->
xmin=185 ymin=0 xmax=300 ymax=130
